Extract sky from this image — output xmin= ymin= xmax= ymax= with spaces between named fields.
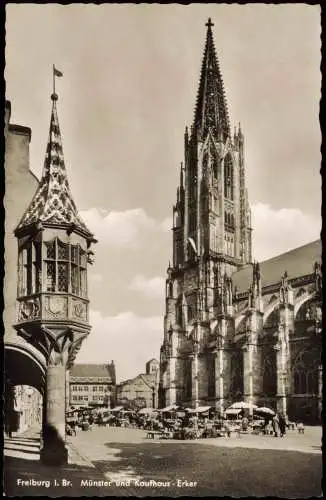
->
xmin=5 ymin=4 xmax=321 ymax=382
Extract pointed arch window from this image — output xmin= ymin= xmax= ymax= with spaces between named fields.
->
xmin=293 ymin=350 xmax=318 ymax=395
xmin=224 ymin=155 xmax=234 ymax=200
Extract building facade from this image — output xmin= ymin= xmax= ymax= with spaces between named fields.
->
xmin=117 ymin=359 xmax=159 ymax=409
xmin=5 ymin=84 xmax=97 ymax=464
xmin=4 ymin=101 xmax=44 ymax=435
xmin=69 ymin=363 xmax=116 ymax=408
xmin=159 ymin=19 xmax=322 ymax=424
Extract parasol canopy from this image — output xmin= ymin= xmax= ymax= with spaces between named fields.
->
xmin=229 ymin=402 xmax=258 ymax=410
xmin=225 ymin=408 xmax=242 ymax=416
xmin=110 ymin=406 xmax=124 ymax=412
xmin=158 ymin=405 xmax=178 ymax=412
xmin=254 ymin=407 xmax=275 ymax=416
xmin=188 ymin=406 xmax=212 ymax=414
xmin=138 ymin=407 xmax=157 ymax=415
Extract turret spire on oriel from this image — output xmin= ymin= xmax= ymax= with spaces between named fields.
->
xmin=193 ymin=18 xmax=230 ymax=141
xmin=15 ymin=83 xmax=93 ymax=240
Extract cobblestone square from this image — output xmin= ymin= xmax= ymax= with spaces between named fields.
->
xmin=4 ymin=426 xmax=322 ymax=497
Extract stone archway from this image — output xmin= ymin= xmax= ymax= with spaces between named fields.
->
xmin=5 ymin=345 xmax=46 ymax=394
xmin=4 ymin=345 xmax=46 ymax=435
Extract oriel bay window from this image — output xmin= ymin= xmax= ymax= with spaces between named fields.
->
xmin=44 ymin=238 xmax=87 ymax=296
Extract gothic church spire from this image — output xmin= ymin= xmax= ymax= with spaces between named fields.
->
xmin=15 ymin=93 xmax=93 ymax=240
xmin=193 ymin=18 xmax=230 ymax=142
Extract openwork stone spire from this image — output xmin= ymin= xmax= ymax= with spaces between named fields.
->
xmin=16 ymin=93 xmax=93 ymax=239
xmin=193 ymin=18 xmax=230 ymax=141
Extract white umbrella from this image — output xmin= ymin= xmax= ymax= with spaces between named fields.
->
xmin=138 ymin=408 xmax=157 ymax=415
xmin=254 ymin=407 xmax=275 ymax=415
xmin=229 ymin=402 xmax=258 ymax=410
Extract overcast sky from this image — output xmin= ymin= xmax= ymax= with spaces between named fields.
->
xmin=6 ymin=4 xmax=321 ymax=382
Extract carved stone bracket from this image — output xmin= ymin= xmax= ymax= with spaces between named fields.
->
xmin=41 ymin=327 xmax=74 ymax=367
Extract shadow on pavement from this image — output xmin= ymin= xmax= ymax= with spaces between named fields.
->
xmin=90 ymin=440 xmax=323 ymax=498
xmin=3 ymin=445 xmax=40 ymax=455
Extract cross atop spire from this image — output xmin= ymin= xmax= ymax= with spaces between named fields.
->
xmin=193 ymin=18 xmax=230 ymax=142
xmin=205 ymin=17 xmax=214 ymax=28
xmin=15 ymin=93 xmax=93 ymax=240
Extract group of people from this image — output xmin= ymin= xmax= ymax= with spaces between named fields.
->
xmin=65 ymin=408 xmax=294 ymax=440
xmin=66 ymin=413 xmax=95 ymax=435
xmin=270 ymin=413 xmax=287 ymax=437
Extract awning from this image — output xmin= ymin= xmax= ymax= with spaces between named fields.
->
xmin=189 ymin=406 xmax=212 ymax=414
xmin=254 ymin=407 xmax=275 ymax=415
xmin=229 ymin=402 xmax=258 ymax=410
xmin=158 ymin=405 xmax=178 ymax=412
xmin=138 ymin=408 xmax=157 ymax=415
xmin=225 ymin=408 xmax=242 ymax=415
xmin=110 ymin=406 xmax=124 ymax=412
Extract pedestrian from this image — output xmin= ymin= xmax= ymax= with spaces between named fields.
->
xmin=278 ymin=413 xmax=287 ymax=437
xmin=272 ymin=414 xmax=279 ymax=437
xmin=264 ymin=417 xmax=271 ymax=435
xmin=241 ymin=416 xmax=249 ymax=432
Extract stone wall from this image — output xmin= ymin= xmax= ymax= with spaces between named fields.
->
xmin=4 ymin=105 xmax=39 ymax=342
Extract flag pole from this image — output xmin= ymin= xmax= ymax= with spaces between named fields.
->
xmin=53 ymin=64 xmax=55 ymax=95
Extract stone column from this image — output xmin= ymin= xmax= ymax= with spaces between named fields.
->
xmin=40 ymin=361 xmax=68 ymax=465
xmin=40 ymin=334 xmax=71 ymax=466
xmin=191 ymin=350 xmax=199 ymax=409
xmin=65 ymin=369 xmax=70 ymax=412
xmin=213 ymin=348 xmax=224 ymax=415
xmin=318 ymin=364 xmax=322 ymax=421
xmin=242 ymin=344 xmax=254 ymax=415
xmin=167 ymin=357 xmax=177 ymax=406
xmin=275 ymin=341 xmax=287 ymax=417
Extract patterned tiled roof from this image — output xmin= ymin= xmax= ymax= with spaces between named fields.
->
xmin=232 ymin=240 xmax=321 ymax=293
xmin=15 ymin=94 xmax=93 ymax=238
xmin=70 ymin=363 xmax=116 ymax=383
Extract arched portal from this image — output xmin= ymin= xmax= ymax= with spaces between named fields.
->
xmin=5 ymin=345 xmax=46 ymax=394
xmin=4 ymin=346 xmax=46 ymax=436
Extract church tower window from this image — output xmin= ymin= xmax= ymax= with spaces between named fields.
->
xmin=293 ymin=350 xmax=318 ymax=395
xmin=224 ymin=155 xmax=233 ymax=200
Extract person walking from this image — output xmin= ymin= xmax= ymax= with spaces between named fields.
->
xmin=278 ymin=413 xmax=287 ymax=437
xmin=272 ymin=414 xmax=279 ymax=437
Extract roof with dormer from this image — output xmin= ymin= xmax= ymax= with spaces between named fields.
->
xmin=15 ymin=93 xmax=93 ymax=239
xmin=232 ymin=240 xmax=321 ymax=294
xmin=193 ymin=18 xmax=230 ymax=141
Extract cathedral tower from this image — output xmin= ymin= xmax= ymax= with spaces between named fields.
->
xmin=159 ymin=19 xmax=252 ymax=410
